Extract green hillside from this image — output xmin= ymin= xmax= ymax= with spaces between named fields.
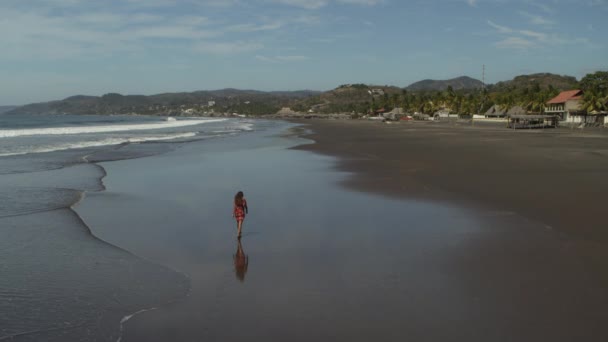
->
xmin=406 ymin=76 xmax=483 ymax=91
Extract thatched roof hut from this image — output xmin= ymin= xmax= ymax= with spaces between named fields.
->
xmin=506 ymin=106 xmax=527 ymax=116
xmin=485 ymin=105 xmax=507 ymax=117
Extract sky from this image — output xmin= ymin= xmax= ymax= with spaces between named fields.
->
xmin=1 ymin=0 xmax=607 ymax=105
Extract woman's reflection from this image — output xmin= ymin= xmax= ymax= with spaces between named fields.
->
xmin=233 ymin=239 xmax=249 ymax=282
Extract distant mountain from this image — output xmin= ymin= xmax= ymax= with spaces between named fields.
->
xmin=6 ymin=89 xmax=321 ymax=116
xmin=491 ymin=73 xmax=579 ymax=91
xmin=0 ymin=106 xmax=16 ymax=114
xmin=406 ymin=76 xmax=484 ymax=91
xmin=291 ymin=84 xmax=404 ymax=114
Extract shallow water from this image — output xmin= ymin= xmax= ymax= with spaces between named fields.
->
xmin=0 ymin=209 xmax=189 ymax=341
xmin=0 ymin=115 xmax=265 ymax=341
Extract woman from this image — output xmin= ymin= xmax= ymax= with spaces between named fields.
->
xmin=233 ymin=191 xmax=248 ymax=238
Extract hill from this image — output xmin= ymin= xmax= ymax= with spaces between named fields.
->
xmin=0 ymin=106 xmax=16 ymax=114
xmin=491 ymin=73 xmax=579 ymax=91
xmin=291 ymin=84 xmax=404 ymax=114
xmin=406 ymin=76 xmax=484 ymax=91
xmin=7 ymin=89 xmax=321 ymax=116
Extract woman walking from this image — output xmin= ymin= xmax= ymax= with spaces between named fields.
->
xmin=233 ymin=191 xmax=248 ymax=238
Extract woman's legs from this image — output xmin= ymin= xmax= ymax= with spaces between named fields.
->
xmin=237 ymin=219 xmax=243 ymax=237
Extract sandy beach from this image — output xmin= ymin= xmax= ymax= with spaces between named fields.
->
xmin=71 ymin=120 xmax=608 ymax=341
xmin=294 ymin=120 xmax=608 ymax=287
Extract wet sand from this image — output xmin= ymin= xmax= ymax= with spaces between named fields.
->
xmin=296 ymin=120 xmax=608 ymax=282
xmin=294 ymin=120 xmax=608 ymax=237
xmin=76 ymin=121 xmax=608 ymax=341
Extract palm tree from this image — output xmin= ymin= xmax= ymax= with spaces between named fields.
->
xmin=503 ymin=94 xmax=516 ymax=112
xmin=453 ymin=94 xmax=464 ymax=114
xmin=582 ymin=89 xmax=608 ymax=114
xmin=530 ymin=91 xmax=551 ymax=114
xmin=445 ymin=86 xmax=456 ymax=112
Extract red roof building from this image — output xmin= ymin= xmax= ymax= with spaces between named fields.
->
xmin=546 ymin=89 xmax=583 ymax=122
xmin=547 ymin=90 xmax=583 ymax=104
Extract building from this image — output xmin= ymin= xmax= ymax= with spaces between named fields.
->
xmin=368 ymin=88 xmax=385 ymax=96
xmin=545 ymin=90 xmax=584 ymax=122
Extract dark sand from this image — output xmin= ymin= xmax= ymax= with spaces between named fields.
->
xmin=295 ymin=120 xmax=608 ymax=281
xmin=76 ymin=121 xmax=608 ymax=341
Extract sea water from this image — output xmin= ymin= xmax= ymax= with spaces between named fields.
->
xmin=0 ymin=113 xmax=260 ymax=341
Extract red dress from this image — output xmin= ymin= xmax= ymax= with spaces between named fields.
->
xmin=234 ymin=199 xmax=247 ymax=221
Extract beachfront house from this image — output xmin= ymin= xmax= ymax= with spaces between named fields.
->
xmin=368 ymin=89 xmax=385 ymax=96
xmin=545 ymin=90 xmax=584 ymax=123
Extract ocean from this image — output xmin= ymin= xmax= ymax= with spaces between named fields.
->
xmin=0 ymin=113 xmax=262 ymax=341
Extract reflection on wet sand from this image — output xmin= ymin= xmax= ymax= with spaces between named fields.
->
xmin=233 ymin=239 xmax=249 ymax=282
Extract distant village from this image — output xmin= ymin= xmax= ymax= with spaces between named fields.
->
xmin=274 ymin=72 xmax=608 ymax=129
xmin=274 ymin=87 xmax=607 ymax=128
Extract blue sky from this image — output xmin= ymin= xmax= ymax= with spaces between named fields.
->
xmin=1 ymin=0 xmax=607 ymax=105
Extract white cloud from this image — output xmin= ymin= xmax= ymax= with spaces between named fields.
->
xmin=467 ymin=0 xmax=477 ymax=7
xmin=293 ymin=15 xmax=322 ymax=25
xmin=519 ymin=30 xmax=547 ymax=41
xmin=487 ymin=20 xmax=592 ymax=50
xmin=269 ymin=0 xmax=329 ymax=9
xmin=487 ymin=20 xmax=513 ymax=33
xmin=226 ymin=22 xmax=284 ymax=32
xmin=256 ymin=55 xmax=309 ymax=62
xmin=0 ymin=2 xmax=306 ymax=60
xmin=195 ymin=41 xmax=263 ymax=54
xmin=268 ymin=0 xmax=383 ymax=9
xmin=495 ymin=37 xmax=534 ymax=49
xmin=520 ymin=11 xmax=554 ymax=26
xmin=125 ymin=26 xmax=217 ymax=40
xmin=338 ymin=0 xmax=384 ymax=5
xmin=531 ymin=2 xmax=555 ymax=14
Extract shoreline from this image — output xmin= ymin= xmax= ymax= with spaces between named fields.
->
xmin=71 ymin=165 xmax=189 ymax=342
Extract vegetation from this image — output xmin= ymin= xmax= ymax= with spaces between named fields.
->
xmin=406 ymin=76 xmax=483 ymax=91
xmin=7 ymin=89 xmax=320 ymax=116
xmin=291 ymin=73 xmax=594 ymax=116
xmin=580 ymin=71 xmax=608 ymax=114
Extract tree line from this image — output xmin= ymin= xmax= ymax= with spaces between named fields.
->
xmin=293 ymin=71 xmax=608 ymax=116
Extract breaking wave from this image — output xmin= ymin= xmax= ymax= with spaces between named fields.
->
xmin=0 ymin=132 xmax=198 ymax=157
xmin=0 ymin=119 xmax=226 ymax=138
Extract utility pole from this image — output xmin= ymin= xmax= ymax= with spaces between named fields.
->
xmin=482 ymin=64 xmax=486 ymax=91
xmin=475 ymin=64 xmax=486 ymax=125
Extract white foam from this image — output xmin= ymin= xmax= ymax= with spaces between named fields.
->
xmin=0 ymin=132 xmax=197 ymax=157
xmin=0 ymin=119 xmax=226 ymax=138
xmin=116 ymin=307 xmax=157 ymax=342
xmin=211 ymin=122 xmax=254 ymax=134
xmin=237 ymin=123 xmax=254 ymax=131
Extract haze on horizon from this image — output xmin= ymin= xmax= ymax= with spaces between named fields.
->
xmin=1 ymin=0 xmax=607 ymax=106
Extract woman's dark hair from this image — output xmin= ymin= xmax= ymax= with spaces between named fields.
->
xmin=235 ymin=191 xmax=244 ymax=207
